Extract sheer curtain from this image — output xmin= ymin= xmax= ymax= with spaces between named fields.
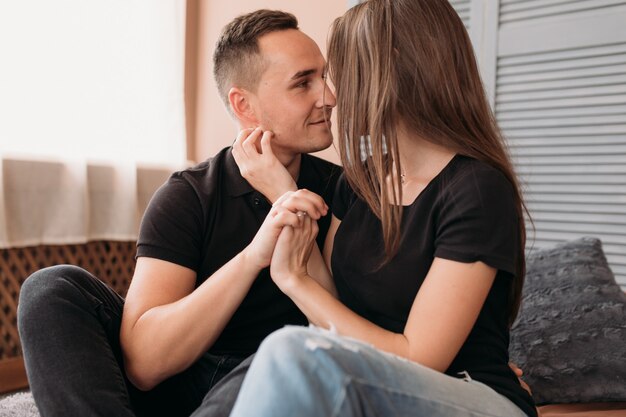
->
xmin=0 ymin=0 xmax=187 ymax=248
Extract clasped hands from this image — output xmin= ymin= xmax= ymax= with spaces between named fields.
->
xmin=233 ymin=127 xmax=328 ymax=293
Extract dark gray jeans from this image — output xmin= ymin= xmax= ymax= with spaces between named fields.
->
xmin=17 ymin=265 xmax=251 ymax=417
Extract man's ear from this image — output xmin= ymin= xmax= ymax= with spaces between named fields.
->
xmin=228 ymin=87 xmax=259 ymax=126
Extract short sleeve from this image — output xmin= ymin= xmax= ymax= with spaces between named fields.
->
xmin=331 ymin=173 xmax=357 ymax=220
xmin=434 ymin=166 xmax=519 ymax=276
xmin=136 ymin=174 xmax=204 ymax=271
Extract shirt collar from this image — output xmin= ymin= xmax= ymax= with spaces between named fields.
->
xmin=223 ymin=146 xmax=324 ymax=198
xmin=224 ymin=147 xmax=255 ymax=197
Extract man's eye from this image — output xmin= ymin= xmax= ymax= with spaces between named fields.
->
xmin=297 ymin=80 xmax=310 ymax=88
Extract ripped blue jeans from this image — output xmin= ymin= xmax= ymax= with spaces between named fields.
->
xmin=229 ymin=326 xmax=529 ymax=417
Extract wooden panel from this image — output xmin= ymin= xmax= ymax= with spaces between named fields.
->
xmin=0 ymin=356 xmax=28 ymax=394
xmin=0 ymin=242 xmax=135 ymax=362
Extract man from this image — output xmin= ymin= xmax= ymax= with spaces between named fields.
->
xmin=18 ymin=9 xmax=340 ymax=417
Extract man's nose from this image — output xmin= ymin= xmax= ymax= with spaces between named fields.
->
xmin=319 ymin=81 xmax=336 ymax=108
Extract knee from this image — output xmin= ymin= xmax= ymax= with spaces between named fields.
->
xmin=258 ymin=327 xmax=311 ymax=359
xmin=18 ymin=265 xmax=93 ymax=319
xmin=254 ymin=327 xmax=317 ymax=371
xmin=248 ymin=327 xmax=356 ymax=402
xmin=256 ymin=327 xmax=345 ymax=375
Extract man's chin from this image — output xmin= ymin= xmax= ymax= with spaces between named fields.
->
xmin=273 ymin=133 xmax=334 ymax=155
xmin=308 ymin=135 xmax=334 ymax=153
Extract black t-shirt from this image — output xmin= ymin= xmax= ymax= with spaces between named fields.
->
xmin=137 ymin=146 xmax=341 ymax=356
xmin=331 ymin=154 xmax=536 ymax=417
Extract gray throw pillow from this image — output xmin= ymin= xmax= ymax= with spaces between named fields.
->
xmin=509 ymin=237 xmax=626 ymax=405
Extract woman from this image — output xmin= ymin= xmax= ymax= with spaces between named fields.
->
xmin=228 ymin=0 xmax=536 ymax=416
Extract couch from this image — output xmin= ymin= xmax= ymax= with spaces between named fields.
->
xmin=0 ymin=237 xmax=625 ymax=416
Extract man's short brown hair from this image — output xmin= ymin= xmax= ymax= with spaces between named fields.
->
xmin=213 ymin=9 xmax=299 ymax=112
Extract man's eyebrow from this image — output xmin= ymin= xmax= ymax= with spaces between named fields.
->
xmin=291 ymin=69 xmax=316 ymax=80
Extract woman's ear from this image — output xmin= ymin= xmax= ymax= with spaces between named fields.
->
xmin=228 ymin=87 xmax=259 ymax=126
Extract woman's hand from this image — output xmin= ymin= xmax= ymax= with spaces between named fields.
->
xmin=268 ymin=189 xmax=328 ymax=292
xmin=243 ymin=189 xmax=328 ymax=271
xmin=272 ymin=189 xmax=329 ymax=221
xmin=270 ymin=213 xmax=318 ymax=294
xmin=232 ymin=127 xmax=296 ymax=203
xmin=509 ymin=362 xmax=532 ymax=395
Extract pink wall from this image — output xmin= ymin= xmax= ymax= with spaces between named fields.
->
xmin=193 ymin=1 xmax=347 ymax=164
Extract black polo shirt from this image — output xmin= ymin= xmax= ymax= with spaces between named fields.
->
xmin=136 ymin=146 xmax=341 ymax=356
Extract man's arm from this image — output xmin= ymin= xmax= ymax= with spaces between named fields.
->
xmin=120 ymin=197 xmax=325 ymax=391
xmin=119 ymin=135 xmax=329 ymax=391
xmin=120 ymin=252 xmax=262 ymax=391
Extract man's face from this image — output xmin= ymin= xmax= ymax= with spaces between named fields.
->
xmin=249 ymin=29 xmax=336 ymax=157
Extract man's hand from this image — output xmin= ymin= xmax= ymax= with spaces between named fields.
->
xmin=232 ymin=127 xmax=297 ymax=203
xmin=243 ymin=204 xmax=301 ymax=270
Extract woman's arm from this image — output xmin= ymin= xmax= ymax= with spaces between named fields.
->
xmin=233 ymin=130 xmax=337 ymax=296
xmin=271 ymin=204 xmax=496 ymax=373
xmin=322 ymin=214 xmax=341 ymax=271
xmin=271 ymin=191 xmax=337 ymax=296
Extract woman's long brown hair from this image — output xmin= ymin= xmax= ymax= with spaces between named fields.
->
xmin=327 ymin=0 xmax=530 ymax=326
